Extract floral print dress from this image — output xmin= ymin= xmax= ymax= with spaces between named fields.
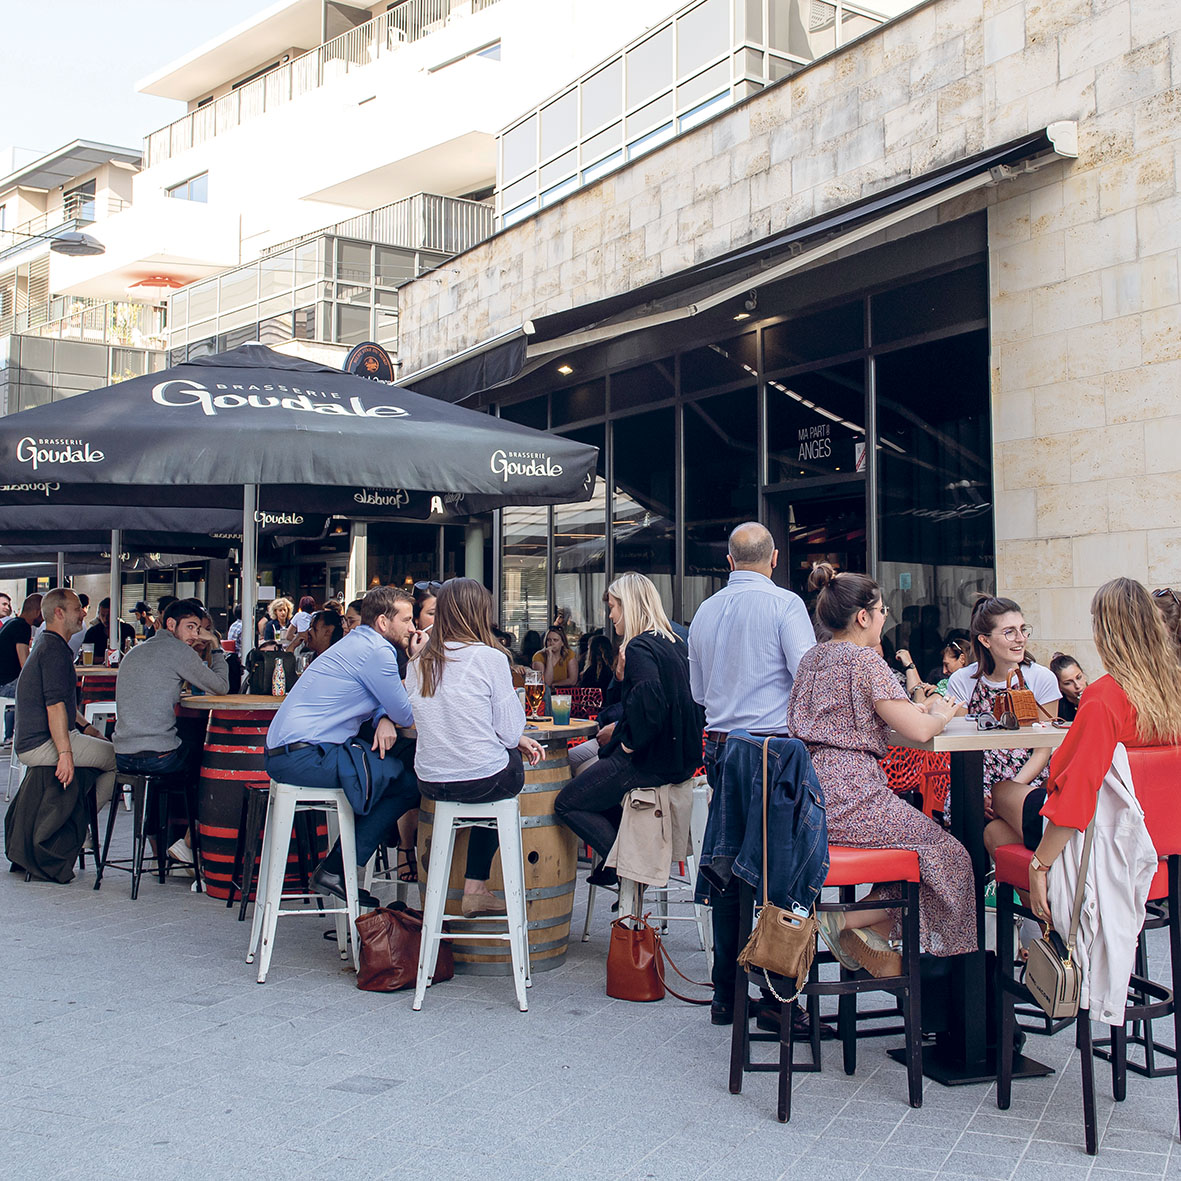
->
xmin=965 ymin=676 xmax=1050 ymax=800
xmin=787 ymin=641 xmax=976 ymax=956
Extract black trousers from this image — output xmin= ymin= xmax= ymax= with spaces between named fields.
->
xmin=418 ymin=748 xmax=525 ymax=880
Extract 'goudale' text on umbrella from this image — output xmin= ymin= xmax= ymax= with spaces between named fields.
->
xmin=151 ymin=379 xmax=409 ymax=418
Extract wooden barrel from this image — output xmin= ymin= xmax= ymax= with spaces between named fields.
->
xmin=77 ymin=671 xmax=118 ymax=711
xmin=196 ymin=709 xmax=326 ymax=901
xmin=417 ymin=736 xmax=578 ymax=974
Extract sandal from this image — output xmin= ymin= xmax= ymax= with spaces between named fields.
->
xmin=396 ymin=846 xmax=418 ymax=884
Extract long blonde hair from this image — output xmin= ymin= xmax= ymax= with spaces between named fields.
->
xmin=1092 ymin=578 xmax=1181 ymax=744
xmin=608 ymin=572 xmax=677 ymax=649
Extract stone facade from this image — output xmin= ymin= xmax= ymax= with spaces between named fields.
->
xmin=397 ymin=0 xmax=1181 ymax=663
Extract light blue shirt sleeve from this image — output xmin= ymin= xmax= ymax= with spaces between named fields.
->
xmin=356 ymin=644 xmax=414 ymax=729
xmin=779 ymin=594 xmax=816 ymax=680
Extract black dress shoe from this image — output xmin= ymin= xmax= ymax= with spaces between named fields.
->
xmin=710 ymin=998 xmax=734 ymax=1025
xmin=586 ymin=862 xmax=619 ymax=888
xmin=754 ymin=1000 xmax=835 ymax=1040
xmin=311 ymin=863 xmax=381 ymax=909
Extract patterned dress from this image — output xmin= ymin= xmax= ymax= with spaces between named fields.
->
xmin=787 ymin=642 xmax=976 ymax=956
xmin=964 ymin=676 xmax=1050 ymax=797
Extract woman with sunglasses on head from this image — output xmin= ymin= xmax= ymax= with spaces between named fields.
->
xmin=788 ymin=564 xmax=974 ymax=976
xmin=1050 ymin=652 xmax=1088 ymax=723
xmin=1151 ymin=587 xmax=1181 ymax=663
xmin=946 ymin=596 xmax=1061 ymax=855
xmin=1025 ymin=579 xmax=1181 ymax=926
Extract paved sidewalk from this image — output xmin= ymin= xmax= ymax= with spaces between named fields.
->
xmin=1 ymin=828 xmax=1177 ymax=1180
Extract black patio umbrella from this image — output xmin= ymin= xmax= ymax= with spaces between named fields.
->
xmin=0 ymin=345 xmax=597 ymax=652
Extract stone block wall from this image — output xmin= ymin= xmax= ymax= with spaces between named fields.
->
xmin=397 ymin=0 xmax=1181 ymax=660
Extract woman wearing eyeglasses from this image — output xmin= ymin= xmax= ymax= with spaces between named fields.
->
xmin=946 ymin=596 xmax=1061 ymax=855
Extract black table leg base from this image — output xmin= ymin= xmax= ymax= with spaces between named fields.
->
xmin=888 ymin=1045 xmax=1053 ymax=1086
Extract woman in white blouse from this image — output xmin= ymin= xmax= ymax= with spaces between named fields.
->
xmin=406 ymin=579 xmax=542 ymax=917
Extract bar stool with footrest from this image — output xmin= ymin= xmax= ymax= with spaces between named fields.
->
xmin=247 ymin=780 xmax=359 ymax=983
xmin=729 ymin=844 xmax=923 ymax=1122
xmin=97 ymin=770 xmax=202 ymax=897
xmin=995 ymin=744 xmax=1181 ymax=1155
xmin=226 ymin=782 xmax=319 ymax=920
xmin=414 ymin=796 xmax=530 ymax=1011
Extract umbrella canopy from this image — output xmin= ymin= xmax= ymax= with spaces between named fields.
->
xmin=0 ymin=344 xmax=597 ymax=510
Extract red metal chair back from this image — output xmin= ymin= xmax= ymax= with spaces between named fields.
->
xmin=1126 ymin=745 xmax=1181 ymax=858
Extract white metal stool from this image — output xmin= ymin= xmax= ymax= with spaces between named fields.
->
xmin=414 ymin=797 xmax=531 ymax=1012
xmin=83 ymin=702 xmax=129 ymax=809
xmin=246 ymin=780 xmax=359 ymax=984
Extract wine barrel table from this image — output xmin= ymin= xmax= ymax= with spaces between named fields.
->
xmin=76 ymin=668 xmax=119 ymax=711
xmin=417 ymin=719 xmax=596 ymax=975
xmin=182 ymin=696 xmax=326 ymax=903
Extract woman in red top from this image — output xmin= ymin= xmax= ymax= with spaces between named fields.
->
xmin=1027 ymin=578 xmax=1181 ymax=922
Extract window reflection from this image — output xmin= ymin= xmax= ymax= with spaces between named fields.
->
xmin=554 ymin=425 xmax=607 ymax=667
xmin=500 ymin=505 xmax=550 ymax=656
xmin=766 ymin=361 xmax=865 ymax=484
xmin=683 ymin=386 xmax=758 ymax=618
xmin=612 ymin=406 xmax=675 ymax=618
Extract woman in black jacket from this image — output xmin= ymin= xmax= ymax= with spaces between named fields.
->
xmin=555 ymin=572 xmax=703 ymax=887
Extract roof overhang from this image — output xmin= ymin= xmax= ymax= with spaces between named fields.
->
xmin=398 ymin=123 xmax=1078 ymax=403
xmin=0 ymin=140 xmax=141 ymax=193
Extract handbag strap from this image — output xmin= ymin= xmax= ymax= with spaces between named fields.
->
xmin=654 ymin=938 xmax=712 ymax=1003
xmin=760 ymin=736 xmax=772 ymax=907
xmin=1064 ymin=818 xmax=1096 ymax=957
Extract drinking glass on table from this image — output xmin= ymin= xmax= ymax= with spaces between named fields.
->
xmin=81 ymin=644 xmax=94 ymax=666
xmin=551 ymin=694 xmax=572 ymax=726
xmin=524 ymin=669 xmax=545 ymax=719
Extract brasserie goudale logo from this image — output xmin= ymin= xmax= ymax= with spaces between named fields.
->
xmin=17 ymin=437 xmax=104 ymax=471
xmin=151 ymin=378 xmax=409 ymax=419
xmin=491 ymin=449 xmax=563 ymax=483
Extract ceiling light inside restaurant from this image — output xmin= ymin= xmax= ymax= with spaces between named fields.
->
xmin=557 ymin=364 xmax=574 ymax=375
xmin=732 ymin=312 xmax=750 ymax=321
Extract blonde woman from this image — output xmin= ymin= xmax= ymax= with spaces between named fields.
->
xmin=1011 ymin=580 xmax=1181 ymax=927
xmin=554 ymin=572 xmax=703 ymax=887
xmin=262 ymin=597 xmax=293 ymax=647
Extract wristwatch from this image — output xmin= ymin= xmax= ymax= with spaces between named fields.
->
xmin=1029 ymin=854 xmax=1051 ymax=873
xmin=901 ymin=662 xmax=916 ymax=672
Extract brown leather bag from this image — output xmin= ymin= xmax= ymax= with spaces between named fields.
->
xmin=993 ymin=667 xmax=1041 ymax=727
xmin=354 ymin=904 xmax=454 ymax=992
xmin=606 ymin=914 xmax=664 ymax=1001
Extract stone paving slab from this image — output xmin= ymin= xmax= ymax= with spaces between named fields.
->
xmin=1 ymin=820 xmax=1177 ymax=1180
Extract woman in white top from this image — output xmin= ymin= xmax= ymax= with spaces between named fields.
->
xmin=946 ymin=594 xmax=1060 ymax=854
xmin=406 ymin=578 xmax=542 ymax=917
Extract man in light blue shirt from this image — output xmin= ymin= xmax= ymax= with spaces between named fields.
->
xmin=265 ymin=585 xmax=424 ymax=906
xmin=688 ymin=522 xmax=815 ymax=1025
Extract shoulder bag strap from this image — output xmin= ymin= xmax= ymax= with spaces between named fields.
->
xmin=1064 ymin=818 xmax=1096 ymax=958
xmin=760 ymin=736 xmax=772 ymax=908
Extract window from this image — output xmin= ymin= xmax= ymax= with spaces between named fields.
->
xmin=766 ymin=362 xmax=867 ymax=484
xmin=626 ymin=26 xmax=673 ymax=106
xmin=167 ymin=173 xmax=208 ymax=202
xmin=677 ymin=0 xmax=728 ymax=75
xmin=553 ymin=423 xmax=607 ymax=654
xmin=63 ymin=179 xmax=96 ymax=221
xmin=582 ymin=60 xmax=623 ymax=132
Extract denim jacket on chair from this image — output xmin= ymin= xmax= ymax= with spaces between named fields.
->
xmin=695 ymin=731 xmax=828 ymax=912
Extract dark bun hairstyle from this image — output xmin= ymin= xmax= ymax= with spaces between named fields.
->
xmin=968 ymin=593 xmax=1028 ymax=677
xmin=807 ymin=562 xmax=882 ymax=634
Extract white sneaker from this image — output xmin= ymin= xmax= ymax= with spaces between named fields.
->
xmin=167 ymin=838 xmax=193 ymax=864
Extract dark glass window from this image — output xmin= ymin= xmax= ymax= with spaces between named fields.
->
xmin=876 ymin=330 xmax=993 ymax=648
xmin=612 ymin=406 xmax=675 ymax=615
xmin=610 ymin=359 xmax=675 ymax=412
xmin=871 ymin=264 xmax=988 ymax=346
xmin=763 ymin=301 xmax=862 ymax=372
xmin=554 ymin=424 xmax=607 ymax=653
xmin=551 ymin=378 xmax=605 ymax=426
xmin=766 ymin=361 xmax=866 ymax=484
xmin=680 ymin=333 xmax=757 ymax=394
xmin=499 ymin=395 xmax=547 ymax=430
xmin=683 ymin=386 xmax=758 ymax=618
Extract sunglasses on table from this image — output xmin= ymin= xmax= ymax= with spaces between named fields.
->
xmin=975 ymin=712 xmax=1019 ymax=731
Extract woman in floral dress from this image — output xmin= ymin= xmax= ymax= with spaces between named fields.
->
xmin=788 ymin=564 xmax=976 ymax=974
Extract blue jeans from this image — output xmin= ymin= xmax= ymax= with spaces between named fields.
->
xmin=116 ymin=747 xmax=191 ymax=776
xmin=702 ymin=738 xmax=740 ymax=1001
xmin=265 ymin=743 xmax=419 ymax=867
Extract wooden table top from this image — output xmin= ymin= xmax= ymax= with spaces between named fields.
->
xmin=179 ymin=694 xmax=284 ymax=711
xmin=524 ymin=718 xmax=598 ymax=740
xmin=887 ymin=716 xmax=1069 ymax=754
xmin=76 ymin=666 xmax=119 ymax=677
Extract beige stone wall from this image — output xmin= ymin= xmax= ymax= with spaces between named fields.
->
xmin=397 ymin=0 xmax=1181 ymax=664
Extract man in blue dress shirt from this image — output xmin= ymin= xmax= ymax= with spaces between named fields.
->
xmin=688 ymin=522 xmax=816 ymax=1025
xmin=265 ymin=585 xmax=424 ymax=906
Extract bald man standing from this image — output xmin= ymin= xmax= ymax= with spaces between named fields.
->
xmin=688 ymin=521 xmax=816 ymax=1026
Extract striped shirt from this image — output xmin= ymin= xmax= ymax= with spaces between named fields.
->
xmin=687 ymin=570 xmax=816 ymax=735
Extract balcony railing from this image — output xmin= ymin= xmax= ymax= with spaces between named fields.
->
xmin=0 ymin=196 xmax=129 ymax=259
xmin=0 ymin=297 xmax=167 ymax=350
xmin=145 ymin=0 xmax=503 ymax=167
xmin=263 ymin=192 xmax=495 ymax=259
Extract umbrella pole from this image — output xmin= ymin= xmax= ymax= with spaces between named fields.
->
xmin=109 ymin=530 xmax=121 ymax=655
xmin=56 ymin=551 xmax=65 ymax=588
xmin=241 ymin=485 xmax=258 ymax=661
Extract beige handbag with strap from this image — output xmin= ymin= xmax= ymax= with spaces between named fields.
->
xmin=1024 ymin=819 xmax=1094 ymax=1020
xmin=736 ymin=738 xmax=819 ymax=1003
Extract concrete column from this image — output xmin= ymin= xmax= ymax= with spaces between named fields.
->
xmin=345 ymin=522 xmax=368 ymax=602
xmin=465 ymin=522 xmax=485 ymax=586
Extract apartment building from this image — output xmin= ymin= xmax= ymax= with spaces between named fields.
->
xmin=392 ymin=0 xmax=1181 ymax=670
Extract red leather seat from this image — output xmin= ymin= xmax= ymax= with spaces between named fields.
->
xmin=826 ymin=845 xmax=920 ymax=886
xmin=995 ymin=844 xmax=1033 ymax=891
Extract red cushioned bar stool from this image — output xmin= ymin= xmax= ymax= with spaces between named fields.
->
xmin=995 ymin=744 xmax=1181 ymax=1156
xmin=728 ymin=845 xmax=923 ymax=1122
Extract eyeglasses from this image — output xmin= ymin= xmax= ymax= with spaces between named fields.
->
xmin=413 ymin=580 xmax=442 ymax=595
xmin=873 ymin=603 xmax=890 ymax=618
xmin=976 ymin=711 xmax=1019 ymax=731
xmin=1153 ymin=588 xmax=1181 ymax=609
xmin=993 ymin=625 xmax=1032 ymax=641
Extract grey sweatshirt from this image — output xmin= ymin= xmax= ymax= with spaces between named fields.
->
xmin=113 ymin=630 xmax=229 ymax=754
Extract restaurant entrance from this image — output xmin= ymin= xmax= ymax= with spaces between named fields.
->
xmin=764 ymin=483 xmax=867 ymax=602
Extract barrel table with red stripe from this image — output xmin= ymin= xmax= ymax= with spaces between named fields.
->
xmin=183 ymin=696 xmax=327 ymax=902
xmin=77 ymin=668 xmax=119 ymax=711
